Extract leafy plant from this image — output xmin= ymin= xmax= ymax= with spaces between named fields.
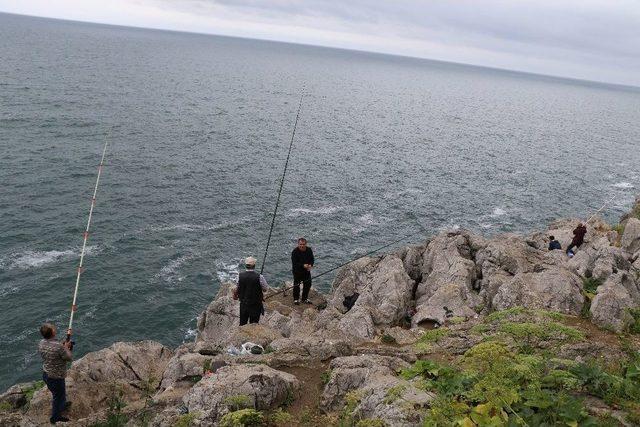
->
xmin=582 ymin=277 xmax=603 ymax=296
xmin=268 ymin=408 xmax=293 ymax=426
xmin=174 ymin=412 xmax=200 ymax=427
xmin=0 ymin=401 xmax=12 ymax=412
xmin=24 ymin=380 xmax=45 ymax=401
xmin=90 ymin=383 xmax=128 ymax=427
xmin=355 ymin=419 xmax=386 ymax=427
xmin=627 ymin=307 xmax=640 ymax=334
xmin=320 ymin=370 xmax=332 ymax=385
xmin=224 ymin=394 xmax=253 ymax=411
xmin=383 ymin=385 xmax=406 ymax=404
xmin=219 ymin=408 xmax=264 ymax=427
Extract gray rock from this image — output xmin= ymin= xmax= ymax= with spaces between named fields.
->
xmin=182 ymin=364 xmax=299 ymax=425
xmin=590 ymin=274 xmax=636 ymax=333
xmin=321 ymin=355 xmax=433 ymax=426
xmin=0 ymin=382 xmax=38 ymax=410
xmin=621 ymin=218 xmax=640 ymax=254
xmin=492 ymin=269 xmax=584 ymax=315
xmin=26 ymin=341 xmax=173 ymax=424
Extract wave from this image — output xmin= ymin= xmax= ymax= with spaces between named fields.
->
xmin=491 ymin=207 xmax=507 ymax=217
xmin=612 ymin=182 xmax=634 ymax=189
xmin=141 ymin=217 xmax=253 ymax=234
xmin=156 ymin=254 xmax=192 ymax=284
xmin=216 ymin=259 xmax=240 ymax=284
xmin=286 ymin=206 xmax=344 ymax=217
xmin=1 ymin=246 xmax=100 ymax=270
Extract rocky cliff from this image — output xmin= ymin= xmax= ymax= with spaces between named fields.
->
xmin=2 ymin=197 xmax=640 ymax=426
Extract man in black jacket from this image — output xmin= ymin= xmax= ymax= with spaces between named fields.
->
xmin=234 ymin=257 xmax=268 ymax=325
xmin=291 ymin=237 xmax=314 ymax=304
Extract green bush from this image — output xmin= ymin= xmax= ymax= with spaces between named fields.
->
xmin=24 ymin=380 xmax=45 ymax=401
xmin=174 ymin=412 xmax=200 ymax=427
xmin=320 ymin=369 xmax=332 ymax=385
xmin=486 ymin=307 xmax=526 ymax=322
xmin=224 ymin=394 xmax=253 ymax=411
xmin=355 ymin=419 xmax=386 ymax=427
xmin=583 ymin=277 xmax=603 ymax=296
xmin=219 ymin=408 xmax=264 ymax=427
xmin=268 ymin=408 xmax=293 ymax=426
xmin=0 ymin=402 xmax=12 ymax=412
xmin=627 ymin=308 xmax=640 ymax=334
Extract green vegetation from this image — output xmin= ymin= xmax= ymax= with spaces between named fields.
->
xmin=627 ymin=308 xmax=640 ymax=334
xmin=0 ymin=401 xmax=12 ymax=412
xmin=338 ymin=391 xmax=362 ymax=427
xmin=485 ymin=307 xmax=526 ymax=322
xmin=499 ymin=320 xmax=584 ymax=342
xmin=90 ymin=384 xmax=128 ymax=427
xmin=320 ymin=370 xmax=332 ymax=385
xmin=224 ymin=394 xmax=253 ymax=411
xmin=611 ymin=223 xmax=625 ymax=235
xmin=355 ymin=419 xmax=386 ymax=427
xmin=400 ymin=337 xmax=640 ymax=426
xmin=383 ymin=384 xmax=406 ymax=404
xmin=415 ymin=328 xmax=450 ymax=353
xmin=380 ymin=333 xmax=397 ymax=344
xmin=219 ymin=408 xmax=264 ymax=427
xmin=23 ymin=380 xmax=45 ymax=401
xmin=268 ymin=408 xmax=293 ymax=425
xmin=582 ymin=277 xmax=603 ymax=297
xmin=174 ymin=412 xmax=200 ymax=427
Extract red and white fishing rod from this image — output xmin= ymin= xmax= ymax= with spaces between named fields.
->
xmin=66 ymin=138 xmax=109 ymax=347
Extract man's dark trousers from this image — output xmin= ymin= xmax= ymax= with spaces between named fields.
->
xmin=293 ymin=273 xmax=312 ymax=301
xmin=43 ymin=371 xmax=66 ymax=422
xmin=239 ymin=303 xmax=261 ymax=326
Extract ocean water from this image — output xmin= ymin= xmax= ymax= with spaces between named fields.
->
xmin=1 ymin=12 xmax=639 ymax=390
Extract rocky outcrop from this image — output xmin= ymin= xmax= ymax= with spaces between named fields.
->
xmin=182 ymin=364 xmax=299 ymax=425
xmin=321 ymin=355 xmax=433 ymax=426
xmin=621 ymin=218 xmax=640 ymax=254
xmin=26 ymin=341 xmax=173 ymax=424
xmin=4 ymin=196 xmax=640 ymax=426
xmin=590 ymin=273 xmax=637 ymax=332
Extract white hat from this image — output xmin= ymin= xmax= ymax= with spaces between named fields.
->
xmin=245 ymin=256 xmax=257 ymax=266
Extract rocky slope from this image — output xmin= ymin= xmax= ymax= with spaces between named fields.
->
xmin=2 ymin=197 xmax=640 ymax=426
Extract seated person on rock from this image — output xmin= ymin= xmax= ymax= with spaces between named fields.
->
xmin=233 ymin=256 xmax=268 ymax=326
xmin=548 ymin=235 xmax=562 ymax=250
xmin=39 ymin=322 xmax=73 ymax=424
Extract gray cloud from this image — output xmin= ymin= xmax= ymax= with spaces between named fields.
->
xmin=2 ymin=0 xmax=639 ymax=85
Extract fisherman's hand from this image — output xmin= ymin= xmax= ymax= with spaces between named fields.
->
xmin=63 ymin=340 xmax=73 ymax=351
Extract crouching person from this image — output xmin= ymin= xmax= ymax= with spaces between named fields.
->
xmin=39 ymin=323 xmax=72 ymax=424
xmin=234 ymin=256 xmax=268 ymax=326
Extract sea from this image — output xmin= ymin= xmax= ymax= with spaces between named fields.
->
xmin=1 ymin=12 xmax=639 ymax=390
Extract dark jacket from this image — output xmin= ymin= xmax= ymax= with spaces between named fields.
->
xmin=237 ymin=270 xmax=263 ymax=307
xmin=291 ymin=247 xmax=314 ymax=277
xmin=571 ymin=225 xmax=587 ymax=245
xmin=548 ymin=240 xmax=562 ymax=250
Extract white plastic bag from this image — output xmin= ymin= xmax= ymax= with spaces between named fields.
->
xmin=240 ymin=342 xmax=264 ymax=355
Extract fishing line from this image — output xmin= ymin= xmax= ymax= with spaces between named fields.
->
xmin=259 ymin=91 xmax=305 ymax=274
xmin=66 ymin=134 xmax=109 ymax=347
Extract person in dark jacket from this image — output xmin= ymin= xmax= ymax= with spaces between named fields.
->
xmin=566 ymin=223 xmax=587 ymax=255
xmin=234 ymin=257 xmax=268 ymax=325
xmin=291 ymin=237 xmax=314 ymax=305
xmin=548 ymin=235 xmax=562 ymax=250
xmin=38 ymin=323 xmax=73 ymax=424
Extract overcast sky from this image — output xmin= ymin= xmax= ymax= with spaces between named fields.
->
xmin=1 ymin=0 xmax=639 ymax=87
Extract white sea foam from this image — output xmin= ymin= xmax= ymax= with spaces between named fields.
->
xmin=216 ymin=259 xmax=240 ymax=284
xmin=157 ymin=254 xmax=192 ymax=283
xmin=491 ymin=207 xmax=507 ymax=217
xmin=612 ymin=182 xmax=634 ymax=189
xmin=4 ymin=246 xmax=100 ymax=270
xmin=183 ymin=328 xmax=197 ymax=340
xmin=286 ymin=206 xmax=344 ymax=217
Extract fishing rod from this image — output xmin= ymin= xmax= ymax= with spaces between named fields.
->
xmin=585 ymin=194 xmax=617 ymax=225
xmin=65 ymin=137 xmax=109 ymax=349
xmin=259 ymin=92 xmax=305 ymax=275
xmin=265 ymin=230 xmax=419 ymax=300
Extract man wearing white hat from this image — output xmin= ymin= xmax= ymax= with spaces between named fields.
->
xmin=235 ymin=256 xmax=269 ymax=325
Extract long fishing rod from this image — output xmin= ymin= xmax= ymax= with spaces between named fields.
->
xmin=585 ymin=194 xmax=617 ymax=225
xmin=259 ymin=92 xmax=305 ymax=275
xmin=66 ymin=138 xmax=109 ymax=348
xmin=265 ymin=230 xmax=418 ymax=300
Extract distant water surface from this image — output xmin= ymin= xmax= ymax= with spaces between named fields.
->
xmin=1 ymin=13 xmax=639 ymax=390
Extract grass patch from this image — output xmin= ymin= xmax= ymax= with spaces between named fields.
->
xmin=486 ymin=307 xmax=526 ymax=322
xmin=0 ymin=402 xmax=12 ymax=412
xmin=268 ymin=408 xmax=292 ymax=426
xmin=219 ymin=408 xmax=263 ymax=427
xmin=224 ymin=394 xmax=253 ymax=411
xmin=498 ymin=321 xmax=584 ymax=343
xmin=627 ymin=308 xmax=640 ymax=334
xmin=320 ymin=370 xmax=332 ymax=385
xmin=24 ymin=380 xmax=45 ymax=401
xmin=383 ymin=384 xmax=406 ymax=404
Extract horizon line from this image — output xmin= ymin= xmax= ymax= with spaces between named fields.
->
xmin=2 ymin=10 xmax=639 ymax=92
